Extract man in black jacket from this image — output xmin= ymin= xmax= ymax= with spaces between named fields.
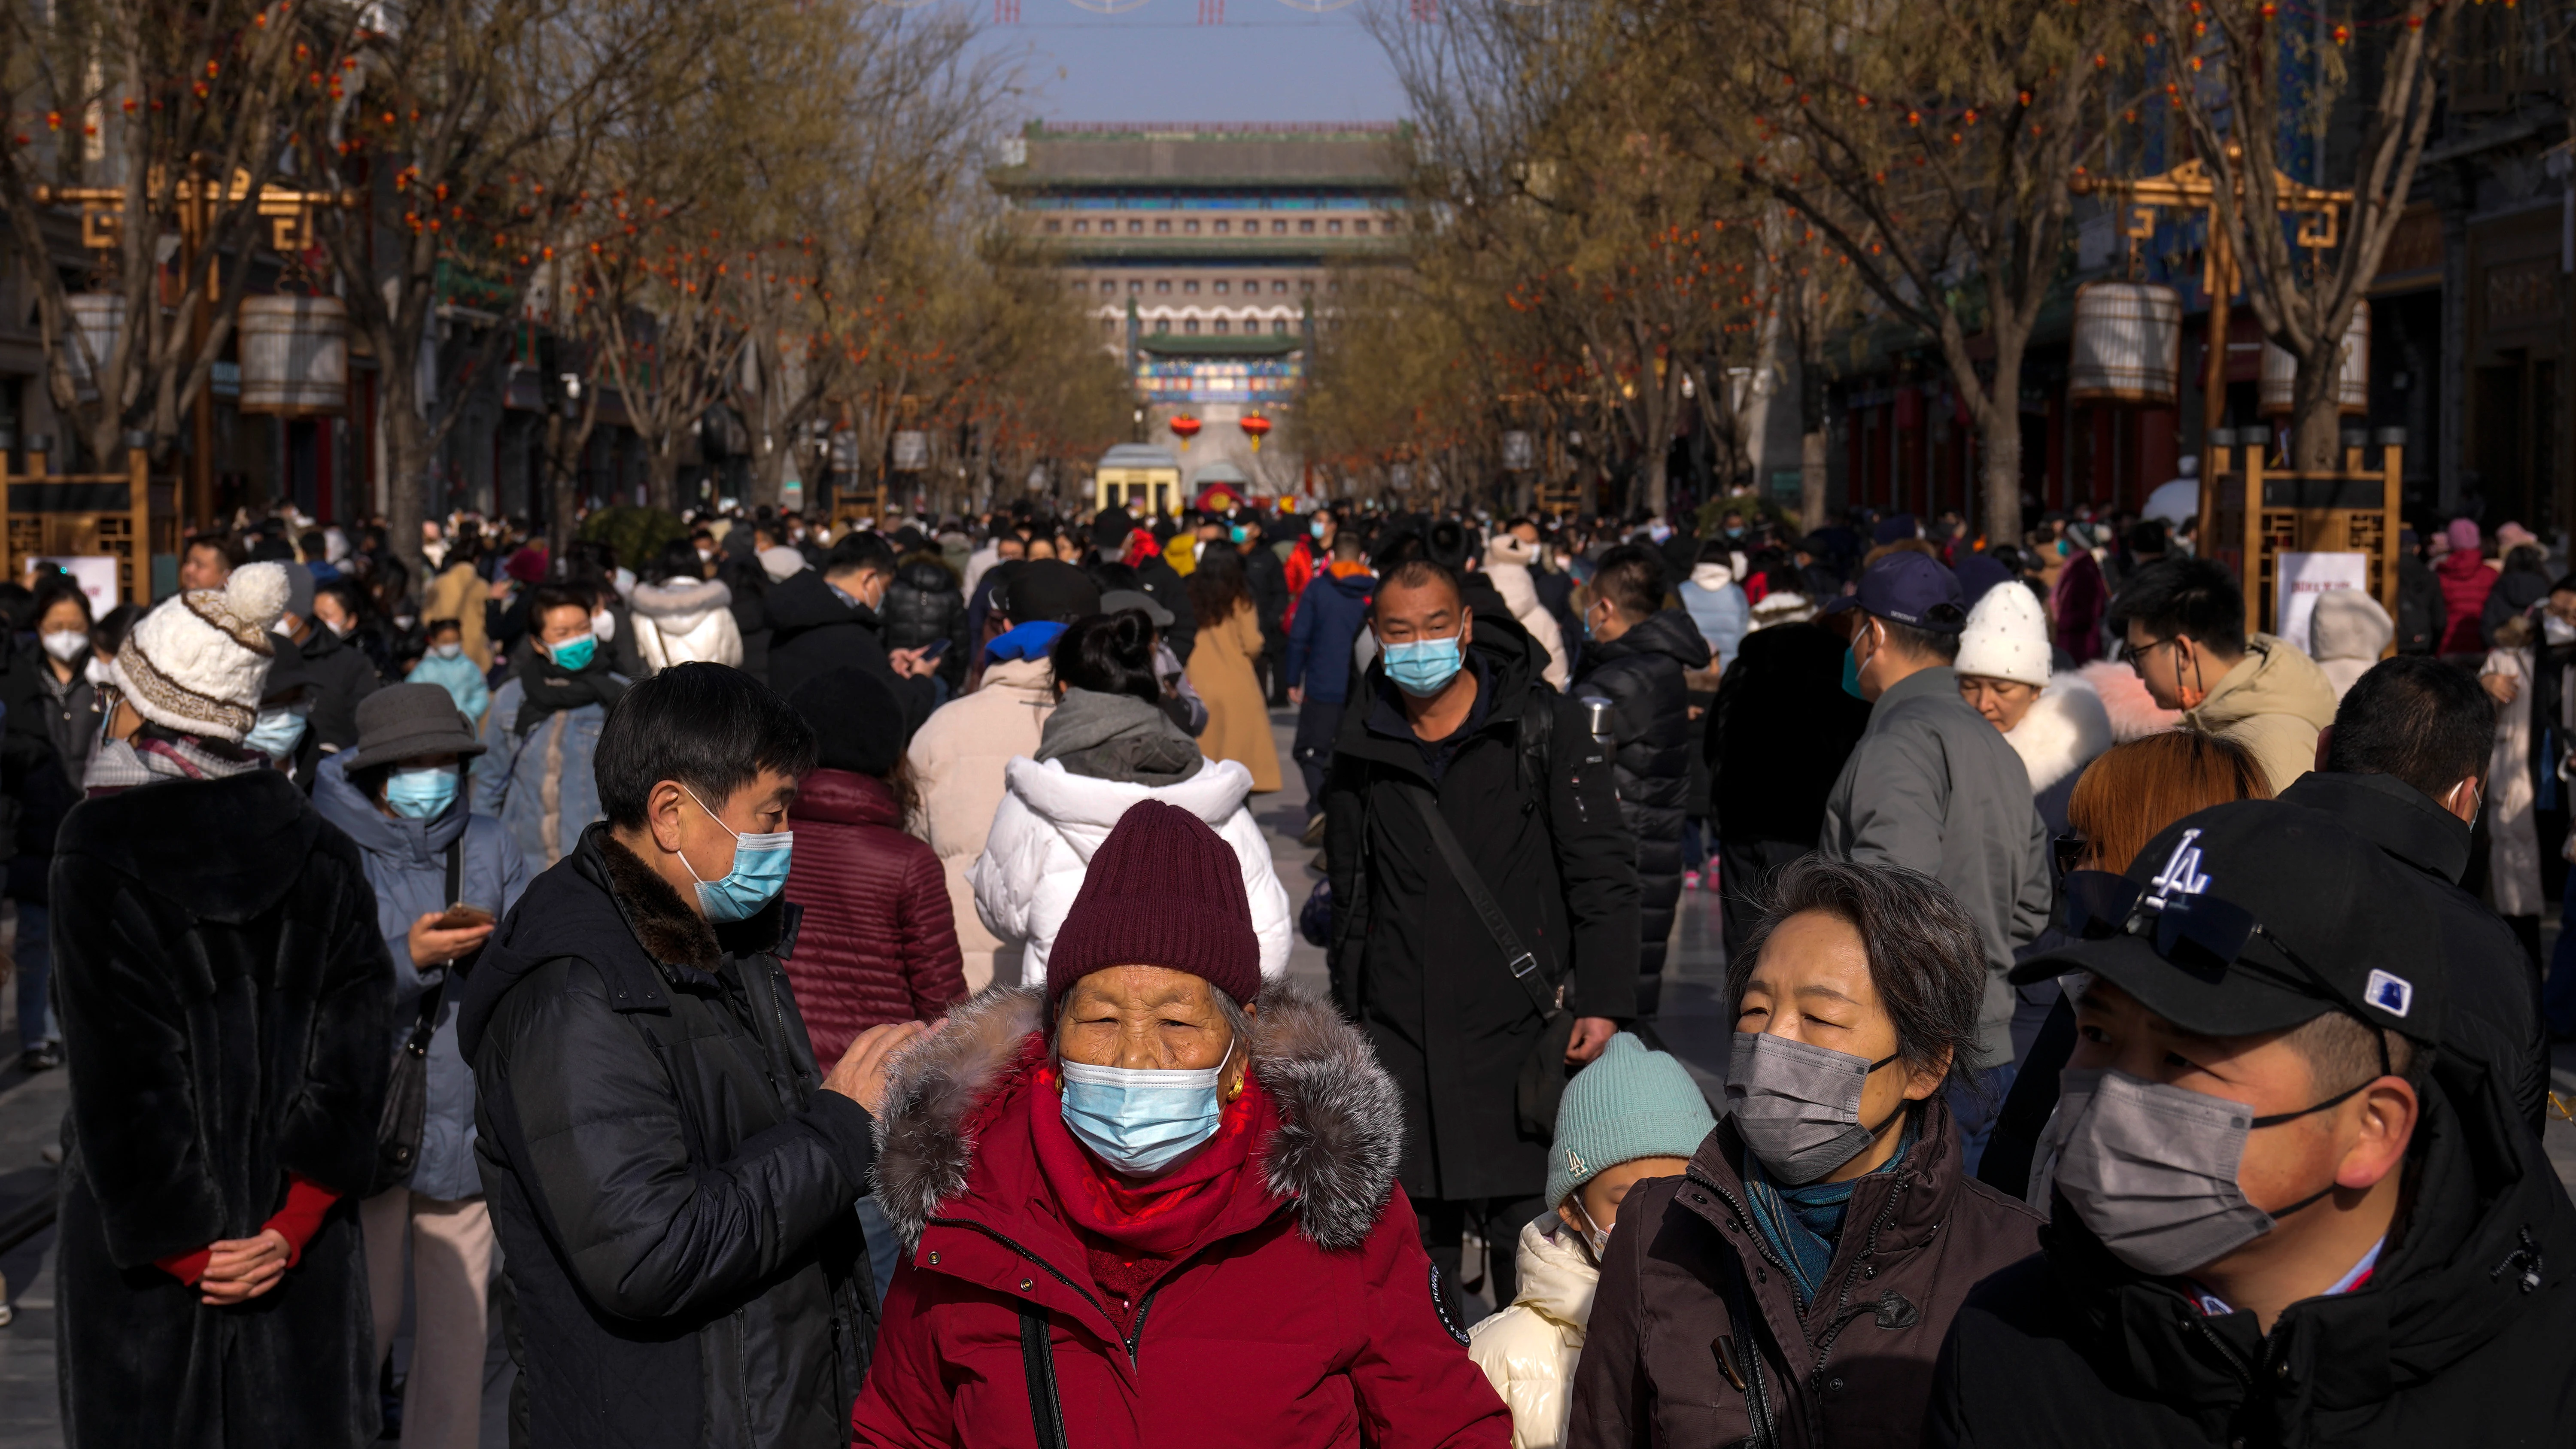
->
xmin=1571 ymin=544 xmax=1711 ymax=1017
xmin=1322 ymin=557 xmax=1639 ymax=1324
xmin=461 ymin=664 xmax=924 ymax=1448
xmin=1931 ymin=802 xmax=2576 ymax=1448
xmin=280 ymin=561 xmax=383 ymax=752
xmin=2280 ymin=656 xmax=2548 ymax=1130
xmin=763 ymin=532 xmax=936 ymax=723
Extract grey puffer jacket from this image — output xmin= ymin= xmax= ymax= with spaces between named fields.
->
xmin=1818 ymin=666 xmax=2050 ymax=1063
xmin=459 ymin=825 xmax=876 ymax=1449
xmin=311 ymin=751 xmax=534 ymax=1200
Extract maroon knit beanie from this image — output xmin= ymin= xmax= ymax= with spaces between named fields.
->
xmin=1046 ymin=799 xmax=1260 ymax=1007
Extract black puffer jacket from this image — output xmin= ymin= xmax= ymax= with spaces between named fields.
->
xmin=1574 ymin=608 xmax=1711 ymax=1016
xmin=460 ymin=826 xmax=877 ymax=1449
xmin=881 ymin=558 xmax=969 ymax=690
xmin=765 ymin=568 xmax=934 ymax=730
xmin=1930 ymin=1058 xmax=2576 ymax=1448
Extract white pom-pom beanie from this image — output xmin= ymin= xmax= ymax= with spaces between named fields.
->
xmin=111 ymin=561 xmax=292 ymax=741
xmin=1953 ymin=578 xmax=2052 ymax=687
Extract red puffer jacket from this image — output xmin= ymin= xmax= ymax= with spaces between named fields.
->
xmin=854 ymin=984 xmax=1511 ymax=1449
xmin=2436 ymin=550 xmax=2498 ymax=655
xmin=779 ymin=767 xmax=966 ymax=1060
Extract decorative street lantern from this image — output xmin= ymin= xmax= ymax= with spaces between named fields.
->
xmin=2067 ymin=281 xmax=2183 ymax=405
xmin=1239 ymin=411 xmax=1272 ymax=452
xmin=2259 ymin=301 xmax=2370 ymax=416
xmin=237 ymin=293 xmax=349 ymax=416
xmin=1169 ymin=414 xmax=1202 ymax=450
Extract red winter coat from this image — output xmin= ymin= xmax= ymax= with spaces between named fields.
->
xmin=854 ymin=984 xmax=1512 ymax=1449
xmin=779 ymin=767 xmax=966 ymax=1060
xmin=2436 ymin=550 xmax=2498 ymax=655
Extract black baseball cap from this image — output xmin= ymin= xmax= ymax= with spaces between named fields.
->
xmin=2014 ymin=800 xmax=2446 ymax=1042
xmin=1821 ymin=550 xmax=1967 ymax=634
xmin=996 ymin=559 xmax=1102 ymax=625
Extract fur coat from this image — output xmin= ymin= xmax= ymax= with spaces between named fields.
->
xmin=853 ymin=984 xmax=1512 ymax=1449
xmin=52 ymin=769 xmax=394 ymax=1449
xmin=2001 ymin=673 xmax=2114 ymax=836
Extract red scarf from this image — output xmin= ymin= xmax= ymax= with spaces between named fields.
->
xmin=1028 ymin=1051 xmax=1276 ymax=1330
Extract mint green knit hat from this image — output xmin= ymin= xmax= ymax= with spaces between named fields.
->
xmin=1546 ymin=1033 xmax=1719 ymax=1210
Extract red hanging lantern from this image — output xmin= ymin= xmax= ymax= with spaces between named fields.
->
xmin=1239 ymin=412 xmax=1273 ymax=452
xmin=1169 ymin=414 xmax=1202 ymax=450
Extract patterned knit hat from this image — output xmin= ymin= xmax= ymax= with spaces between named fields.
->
xmin=110 ymin=561 xmax=291 ymax=742
xmin=1547 ymin=1033 xmax=1718 ymax=1210
xmin=1047 ymin=799 xmax=1259 ymax=1007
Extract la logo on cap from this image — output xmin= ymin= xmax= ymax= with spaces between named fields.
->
xmin=2147 ymin=828 xmax=2210 ymax=910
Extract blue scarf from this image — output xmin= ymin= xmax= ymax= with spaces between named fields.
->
xmin=1740 ymin=1114 xmax=1918 ymax=1312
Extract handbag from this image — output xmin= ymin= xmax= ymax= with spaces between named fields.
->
xmin=373 ymin=840 xmax=463 ymax=1193
xmin=1396 ymin=782 xmax=1579 ymax=1139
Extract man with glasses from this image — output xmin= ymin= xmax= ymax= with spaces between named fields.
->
xmin=1929 ymin=801 xmax=2576 ymax=1447
xmin=2112 ymin=558 xmax=2337 ymax=795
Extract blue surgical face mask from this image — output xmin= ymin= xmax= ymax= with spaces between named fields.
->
xmin=1841 ymin=644 xmax=1865 ymax=700
xmin=1382 ymin=635 xmax=1464 ymax=697
xmin=244 ymin=702 xmax=311 ymax=759
xmin=679 ymin=785 xmax=793 ymax=922
xmin=1058 ymin=1048 xmax=1236 ymax=1177
xmin=1310 ymin=519 xmax=1329 ymax=540
xmin=546 ymin=635 xmax=598 ymax=671
xmin=384 ymin=763 xmax=459 ymax=820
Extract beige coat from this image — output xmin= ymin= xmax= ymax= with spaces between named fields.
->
xmin=1186 ymin=600 xmax=1281 ymax=793
xmin=1466 ymin=1219 xmax=1595 ymax=1449
xmin=2183 ymin=633 xmax=2339 ymax=796
xmin=905 ymin=656 xmax=1056 ymax=992
xmin=424 ymin=562 xmax=494 ymax=671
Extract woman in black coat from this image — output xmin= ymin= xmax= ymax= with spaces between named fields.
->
xmin=54 ymin=564 xmax=393 ymax=1449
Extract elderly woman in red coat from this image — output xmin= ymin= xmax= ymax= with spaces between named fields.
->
xmin=854 ymin=801 xmax=1511 ymax=1449
xmin=780 ymin=667 xmax=967 ymax=1062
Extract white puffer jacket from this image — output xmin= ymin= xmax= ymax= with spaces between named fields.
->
xmin=1483 ymin=535 xmax=1570 ymax=687
xmin=968 ymin=754 xmax=1292 ymax=987
xmin=629 ymin=577 xmax=743 ymax=670
xmin=1466 ymin=1218 xmax=1596 ymax=1449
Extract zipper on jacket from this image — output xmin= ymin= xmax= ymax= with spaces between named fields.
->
xmin=925 ymin=1217 xmax=1145 ymax=1367
xmin=1811 ymin=1178 xmax=1912 ymax=1373
xmin=2190 ymin=1313 xmax=2257 ymax=1387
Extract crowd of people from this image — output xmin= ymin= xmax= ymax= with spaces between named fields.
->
xmin=5 ymin=480 xmax=2576 ymax=1449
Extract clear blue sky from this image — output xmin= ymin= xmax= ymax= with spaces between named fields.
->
xmin=965 ymin=0 xmax=1408 ymax=126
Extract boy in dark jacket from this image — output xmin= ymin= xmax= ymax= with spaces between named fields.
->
xmin=1573 ymin=544 xmax=1712 ymax=1018
xmin=461 ymin=663 xmax=929 ymax=1448
xmin=1930 ymin=803 xmax=2576 ymax=1449
xmin=1284 ymin=531 xmax=1374 ymax=830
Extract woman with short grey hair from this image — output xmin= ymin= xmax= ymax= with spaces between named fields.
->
xmin=1566 ymin=856 xmax=2045 ymax=1449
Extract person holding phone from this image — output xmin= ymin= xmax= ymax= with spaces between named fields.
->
xmin=313 ymin=683 xmax=534 ymax=1449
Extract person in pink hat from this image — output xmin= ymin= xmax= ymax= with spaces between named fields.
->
xmin=856 ymin=799 xmax=1510 ymax=1449
xmin=2436 ymin=516 xmax=2496 ymax=655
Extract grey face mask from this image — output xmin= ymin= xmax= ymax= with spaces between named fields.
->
xmin=1725 ymin=1031 xmax=1903 ymax=1185
xmin=2052 ymin=1069 xmax=2349 ymax=1277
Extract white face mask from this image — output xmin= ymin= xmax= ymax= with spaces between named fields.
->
xmin=41 ymin=629 xmax=91 ymax=664
xmin=2546 ymin=614 xmax=2576 ymax=646
xmin=591 ymin=610 xmax=617 ymax=644
xmin=83 ymin=656 xmax=112 ymax=688
xmin=431 ymin=642 xmax=464 ymax=660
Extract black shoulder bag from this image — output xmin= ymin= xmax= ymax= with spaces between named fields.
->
xmin=373 ymin=840 xmax=462 ymax=1193
xmin=1396 ymin=778 xmax=1578 ymax=1139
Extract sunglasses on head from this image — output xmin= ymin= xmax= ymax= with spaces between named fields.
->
xmin=2061 ymin=870 xmax=2257 ymax=974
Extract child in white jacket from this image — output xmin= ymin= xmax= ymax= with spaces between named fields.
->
xmin=1467 ymin=1033 xmax=1716 ymax=1449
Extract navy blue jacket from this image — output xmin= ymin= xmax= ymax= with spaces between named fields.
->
xmin=1285 ymin=570 xmax=1374 ymax=703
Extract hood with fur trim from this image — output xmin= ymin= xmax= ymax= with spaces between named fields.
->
xmin=872 ymin=982 xmax=1402 ymax=1252
xmin=2001 ymin=673 xmax=2114 ymax=794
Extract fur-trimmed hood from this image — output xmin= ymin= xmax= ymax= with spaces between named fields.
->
xmin=628 ymin=576 xmax=733 ymax=629
xmin=872 ymin=982 xmax=1402 ymax=1252
xmin=2002 ymin=672 xmax=2114 ymax=794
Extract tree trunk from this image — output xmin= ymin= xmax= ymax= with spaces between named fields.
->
xmin=382 ymin=396 xmax=432 ymax=587
xmin=1798 ymin=341 xmax=1829 ymax=532
xmin=2291 ymin=343 xmax=2345 ymax=474
xmin=647 ymin=443 xmax=683 ymax=514
xmin=1980 ymin=410 xmax=2023 ymax=550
